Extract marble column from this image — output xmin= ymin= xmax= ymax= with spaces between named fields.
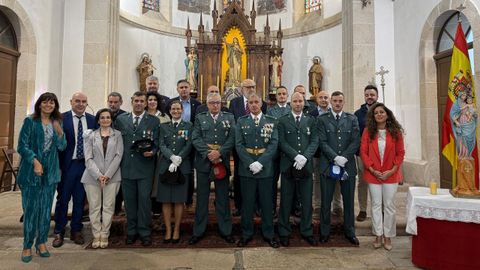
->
xmin=342 ymin=0 xmax=376 ymax=111
xmin=82 ymin=0 xmax=119 ymax=112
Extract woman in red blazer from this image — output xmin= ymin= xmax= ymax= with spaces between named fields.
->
xmin=360 ymin=103 xmax=405 ymax=251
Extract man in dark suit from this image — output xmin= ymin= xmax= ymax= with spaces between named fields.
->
xmin=115 ymin=91 xmax=160 ymax=246
xmin=228 ymin=79 xmax=267 ymax=216
xmin=195 ymin=85 xmax=229 ymax=114
xmin=53 ymin=92 xmax=96 ymax=248
xmin=317 ymin=91 xmax=360 ymax=246
xmin=146 ymin=75 xmax=169 ymax=107
xmin=108 ymin=92 xmax=126 ymax=121
xmin=166 ymin=80 xmax=201 ymax=206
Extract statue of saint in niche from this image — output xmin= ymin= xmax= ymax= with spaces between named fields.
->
xmin=270 ymin=52 xmax=283 ymax=88
xmin=185 ymin=48 xmax=198 ymax=89
xmin=308 ymin=56 xmax=323 ymax=95
xmin=137 ymin=53 xmax=156 ymax=92
xmin=225 ymin=37 xmax=243 ymax=86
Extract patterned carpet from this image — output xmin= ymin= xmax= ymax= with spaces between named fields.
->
xmin=89 ymin=196 xmax=354 ymax=249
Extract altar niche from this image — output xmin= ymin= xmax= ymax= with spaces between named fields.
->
xmin=185 ymin=0 xmax=283 ymax=105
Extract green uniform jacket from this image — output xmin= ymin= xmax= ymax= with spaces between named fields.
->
xmin=192 ymin=111 xmax=235 ymax=174
xmin=266 ymin=104 xmax=291 ymax=120
xmin=17 ymin=116 xmax=67 ymax=187
xmin=115 ymin=112 xmax=160 ymax=180
xmin=317 ymin=111 xmax=360 ymax=176
xmin=158 ymin=120 xmax=193 ymax=175
xmin=278 ymin=113 xmax=319 ymax=173
xmin=235 ymin=114 xmax=278 ymax=178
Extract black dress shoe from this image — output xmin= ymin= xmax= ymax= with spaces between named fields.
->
xmin=141 ymin=236 xmax=152 ymax=246
xmin=302 ymin=235 xmax=318 ymax=246
xmin=345 ymin=235 xmax=360 ymax=246
xmin=237 ymin=237 xmax=252 ymax=247
xmin=319 ymin=235 xmax=330 ymax=244
xmin=171 ymin=238 xmax=180 ymax=244
xmin=279 ymin=237 xmax=290 ymax=247
xmin=221 ymin=235 xmax=235 ymax=244
xmin=52 ymin=233 xmax=64 ymax=248
xmin=125 ymin=235 xmax=137 ymax=245
xmin=188 ymin=235 xmax=202 ymax=245
xmin=263 ymin=238 xmax=280 ymax=249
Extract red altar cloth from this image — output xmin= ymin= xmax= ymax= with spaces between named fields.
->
xmin=412 ymin=217 xmax=480 ymax=270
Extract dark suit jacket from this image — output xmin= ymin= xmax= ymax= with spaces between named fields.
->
xmin=195 ymin=104 xmax=229 ymax=115
xmin=59 ymin=111 xmax=96 ymax=172
xmin=166 ymin=96 xmax=201 ymax=123
xmin=228 ymin=96 xmax=267 ymax=120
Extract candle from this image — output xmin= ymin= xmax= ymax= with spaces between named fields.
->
xmin=216 ymin=75 xmax=219 ymax=89
xmin=430 ymin=181 xmax=437 ymax=195
xmin=200 ymin=75 xmax=203 ymax=102
xmin=263 ymin=76 xmax=266 ymax=100
xmin=252 ymin=76 xmax=255 ymax=81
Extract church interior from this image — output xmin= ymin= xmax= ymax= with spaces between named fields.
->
xmin=0 ymin=0 xmax=479 ymax=268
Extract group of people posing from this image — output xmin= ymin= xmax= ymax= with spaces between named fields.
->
xmin=16 ymin=75 xmax=405 ymax=263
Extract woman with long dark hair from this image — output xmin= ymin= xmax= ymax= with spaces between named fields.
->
xmin=360 ymin=103 xmax=405 ymax=251
xmin=17 ymin=92 xmax=66 ymax=262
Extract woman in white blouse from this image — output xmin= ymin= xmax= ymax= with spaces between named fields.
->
xmin=360 ymin=103 xmax=405 ymax=251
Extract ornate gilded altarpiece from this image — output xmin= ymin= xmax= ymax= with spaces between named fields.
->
xmin=185 ymin=0 xmax=283 ymax=104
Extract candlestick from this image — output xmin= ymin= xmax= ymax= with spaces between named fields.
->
xmin=200 ymin=75 xmax=203 ymax=102
xmin=263 ymin=76 xmax=266 ymax=100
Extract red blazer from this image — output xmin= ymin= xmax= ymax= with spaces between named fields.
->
xmin=360 ymin=129 xmax=405 ymax=184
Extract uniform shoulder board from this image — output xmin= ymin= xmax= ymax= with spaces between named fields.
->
xmin=264 ymin=115 xmax=276 ymax=120
xmin=238 ymin=114 xmax=249 ymax=120
xmin=197 ymin=111 xmax=208 ymax=116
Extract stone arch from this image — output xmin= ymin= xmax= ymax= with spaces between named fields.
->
xmin=418 ymin=0 xmax=480 ymax=185
xmin=0 ymin=1 xmax=37 ymax=148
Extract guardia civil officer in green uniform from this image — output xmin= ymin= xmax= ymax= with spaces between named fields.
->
xmin=317 ymin=91 xmax=360 ymax=246
xmin=188 ymin=92 xmax=236 ymax=245
xmin=115 ymin=91 xmax=160 ymax=246
xmin=266 ymin=86 xmax=290 ymax=215
xmin=277 ymin=92 xmax=319 ymax=247
xmin=235 ymin=93 xmax=280 ymax=248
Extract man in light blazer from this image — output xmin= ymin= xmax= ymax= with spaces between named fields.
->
xmin=53 ymin=92 xmax=96 ymax=248
xmin=115 ymin=91 xmax=160 ymax=246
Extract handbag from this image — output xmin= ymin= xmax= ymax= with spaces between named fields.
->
xmin=160 ymin=169 xmax=185 ymax=185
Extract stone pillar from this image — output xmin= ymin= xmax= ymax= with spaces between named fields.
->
xmin=82 ymin=0 xmax=119 ymax=112
xmin=342 ymin=0 xmax=376 ymax=111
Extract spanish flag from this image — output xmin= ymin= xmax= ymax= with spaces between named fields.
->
xmin=441 ymin=22 xmax=479 ymax=189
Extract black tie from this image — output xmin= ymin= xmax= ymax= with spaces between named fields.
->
xmin=173 ymin=122 xmax=178 ymax=128
xmin=133 ymin=116 xmax=139 ymax=131
xmin=76 ymin=115 xmax=84 ymax=159
xmin=295 ymin=115 xmax=300 ymax=126
xmin=336 ymin=114 xmax=340 ymax=121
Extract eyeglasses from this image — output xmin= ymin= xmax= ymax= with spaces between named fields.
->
xmin=208 ymin=101 xmax=221 ymax=105
xmin=243 ymin=85 xmax=256 ymax=89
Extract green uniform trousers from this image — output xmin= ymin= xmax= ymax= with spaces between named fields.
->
xmin=193 ymin=172 xmax=232 ymax=237
xmin=320 ymin=175 xmax=356 ymax=238
xmin=240 ymin=176 xmax=274 ymax=239
xmin=122 ymin=177 xmax=152 ymax=237
xmin=278 ymin=174 xmax=313 ymax=237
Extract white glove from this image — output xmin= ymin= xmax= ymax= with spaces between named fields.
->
xmin=249 ymin=161 xmax=263 ymax=174
xmin=170 ymin=155 xmax=182 ymax=166
xmin=334 ymin=156 xmax=348 ymax=167
xmin=294 ymin=155 xmax=307 ymax=170
xmin=168 ymin=163 xmax=178 ymax=172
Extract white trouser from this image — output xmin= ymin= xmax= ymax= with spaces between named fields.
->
xmin=368 ymin=182 xmax=398 ymax=237
xmin=356 ymin=156 xmax=368 ymax=212
xmin=84 ymin=182 xmax=121 ymax=239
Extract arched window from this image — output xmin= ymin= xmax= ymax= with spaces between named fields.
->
xmin=305 ymin=0 xmax=321 ymax=14
xmin=0 ymin=10 xmax=17 ymax=50
xmin=437 ymin=12 xmax=474 ymax=72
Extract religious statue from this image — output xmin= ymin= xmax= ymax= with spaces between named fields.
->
xmin=308 ymin=56 xmax=323 ymax=95
xmin=136 ymin=53 xmax=156 ymax=92
xmin=185 ymin=47 xmax=198 ymax=90
xmin=270 ymin=53 xmax=283 ymax=88
xmin=448 ymin=70 xmax=480 ymax=197
xmin=224 ymin=37 xmax=243 ymax=86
